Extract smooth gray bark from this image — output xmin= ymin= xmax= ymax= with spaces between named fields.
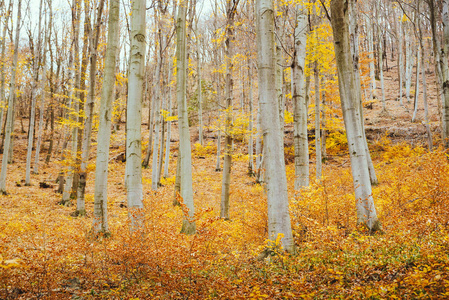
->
xmin=441 ymin=0 xmax=449 ymax=147
xmin=0 ymin=0 xmax=21 ymax=194
xmin=330 ymin=0 xmax=379 ymax=231
xmin=256 ymin=0 xmax=294 ymax=252
xmin=77 ymin=0 xmax=106 ymax=213
xmin=25 ymin=0 xmax=44 ymax=185
xmin=220 ymin=0 xmax=239 ymax=220
xmin=92 ymin=0 xmax=119 ymax=233
xmin=62 ymin=0 xmax=82 ymax=204
xmin=176 ymin=0 xmax=195 ymax=234
xmin=126 ymin=0 xmax=146 ymax=231
xmin=292 ymin=3 xmax=308 ymax=190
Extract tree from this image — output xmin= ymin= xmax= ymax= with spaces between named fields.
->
xmin=256 ymin=0 xmax=294 ymax=252
xmin=0 ymin=0 xmax=12 ymax=138
xmin=0 ymin=0 xmax=22 ymax=194
xmin=220 ymin=0 xmax=240 ymax=220
xmin=330 ymin=0 xmax=379 ymax=231
xmin=61 ymin=0 xmax=82 ymax=205
xmin=348 ymin=0 xmax=377 ymax=185
xmin=441 ymin=0 xmax=449 ymax=147
xmin=25 ymin=0 xmax=45 ymax=186
xmin=176 ymin=0 xmax=195 ymax=234
xmin=292 ymin=2 xmax=308 ymax=190
xmin=92 ymin=0 xmax=120 ymax=233
xmin=163 ymin=58 xmax=173 ymax=179
xmin=126 ymin=0 xmax=146 ymax=231
xmin=76 ymin=0 xmax=106 ymax=215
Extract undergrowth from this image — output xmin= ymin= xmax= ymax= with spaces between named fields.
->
xmin=1 ymin=139 xmax=449 ymax=299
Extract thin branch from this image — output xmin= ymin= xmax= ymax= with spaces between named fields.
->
xmin=319 ymin=0 xmax=331 ymax=22
xmin=274 ymin=31 xmax=293 ymax=60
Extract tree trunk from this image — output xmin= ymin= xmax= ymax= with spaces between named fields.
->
xmin=76 ymin=0 xmax=105 ymax=214
xmin=25 ymin=0 xmax=44 ymax=186
xmin=365 ymin=13 xmax=376 ymax=99
xmin=429 ymin=0 xmax=446 ymax=144
xmin=197 ymin=35 xmax=203 ymax=146
xmin=126 ymin=0 xmax=145 ymax=231
xmin=176 ymin=0 xmax=195 ymax=234
xmin=0 ymin=0 xmax=22 ymax=194
xmin=397 ymin=8 xmax=404 ymax=105
xmin=45 ymin=0 xmax=56 ymax=165
xmin=151 ymin=43 xmax=163 ymax=191
xmin=349 ymin=0 xmax=377 ymax=185
xmin=330 ymin=0 xmax=379 ymax=231
xmin=92 ymin=0 xmax=119 ymax=233
xmin=292 ymin=3 xmax=308 ymax=190
xmin=0 ymin=0 xmax=12 ymax=140
xmin=276 ymin=42 xmax=284 ymax=136
xmin=256 ymin=0 xmax=294 ymax=252
xmin=321 ymin=77 xmax=327 ymax=161
xmin=314 ymin=62 xmax=321 ymax=181
xmin=377 ymin=11 xmax=386 ymax=111
xmin=411 ymin=46 xmax=420 ymax=122
xmin=62 ymin=0 xmax=82 ymax=205
xmin=248 ymin=59 xmax=254 ymax=174
xmin=33 ymin=33 xmax=48 ymax=175
xmin=220 ymin=0 xmax=239 ymax=220
xmin=405 ymin=28 xmax=413 ymax=104
xmin=213 ymin=1 xmax=222 ymax=173
xmin=441 ymin=0 xmax=449 ymax=147
xmin=163 ymin=60 xmax=172 ymax=178
xmin=215 ymin=73 xmax=222 ymax=172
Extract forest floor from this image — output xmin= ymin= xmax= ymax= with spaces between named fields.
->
xmin=1 ymin=62 xmax=449 ymax=299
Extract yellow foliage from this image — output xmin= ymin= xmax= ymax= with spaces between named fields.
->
xmin=161 ymin=109 xmax=178 ymax=122
xmin=284 ymin=110 xmax=294 ymax=124
xmin=192 ymin=141 xmax=217 ymax=157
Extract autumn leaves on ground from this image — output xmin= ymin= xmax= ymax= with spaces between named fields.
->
xmin=2 ymin=77 xmax=449 ymax=299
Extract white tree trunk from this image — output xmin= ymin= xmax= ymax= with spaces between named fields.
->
xmin=33 ymin=44 xmax=47 ymax=175
xmin=163 ymin=60 xmax=172 ymax=178
xmin=62 ymin=0 xmax=81 ymax=204
xmin=405 ymin=28 xmax=413 ymax=104
xmin=25 ymin=85 xmax=38 ymax=184
xmin=157 ymin=108 xmax=165 ymax=185
xmin=220 ymin=0 xmax=239 ymax=220
xmin=314 ymin=63 xmax=321 ymax=181
xmin=77 ymin=0 xmax=106 ymax=213
xmin=292 ymin=3 xmax=308 ymax=190
xmin=422 ymin=46 xmax=432 ymax=151
xmin=349 ymin=0 xmax=377 ymax=185
xmin=151 ymin=61 xmax=162 ymax=191
xmin=25 ymin=0 xmax=44 ymax=185
xmin=330 ymin=0 xmax=379 ymax=231
xmin=92 ymin=0 xmax=119 ymax=233
xmin=256 ymin=0 xmax=294 ymax=252
xmin=126 ymin=0 xmax=145 ymax=231
xmin=365 ymin=14 xmax=376 ymax=98
xmin=412 ymin=46 xmax=421 ymax=122
xmin=378 ymin=25 xmax=386 ymax=111
xmin=176 ymin=0 xmax=195 ymax=234
xmin=0 ymin=0 xmax=21 ymax=194
xmin=276 ymin=43 xmax=284 ymax=136
xmin=397 ymin=9 xmax=404 ymax=105
xmin=0 ymin=0 xmax=12 ymax=138
xmin=248 ymin=59 xmax=254 ymax=174
xmin=197 ymin=36 xmax=203 ymax=146
xmin=441 ymin=0 xmax=449 ymax=147
xmin=34 ymin=0 xmax=51 ymax=174
xmin=321 ymin=77 xmax=327 ymax=161
xmin=215 ymin=73 xmax=222 ymax=172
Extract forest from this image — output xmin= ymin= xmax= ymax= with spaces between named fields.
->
xmin=1 ymin=0 xmax=449 ymax=298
